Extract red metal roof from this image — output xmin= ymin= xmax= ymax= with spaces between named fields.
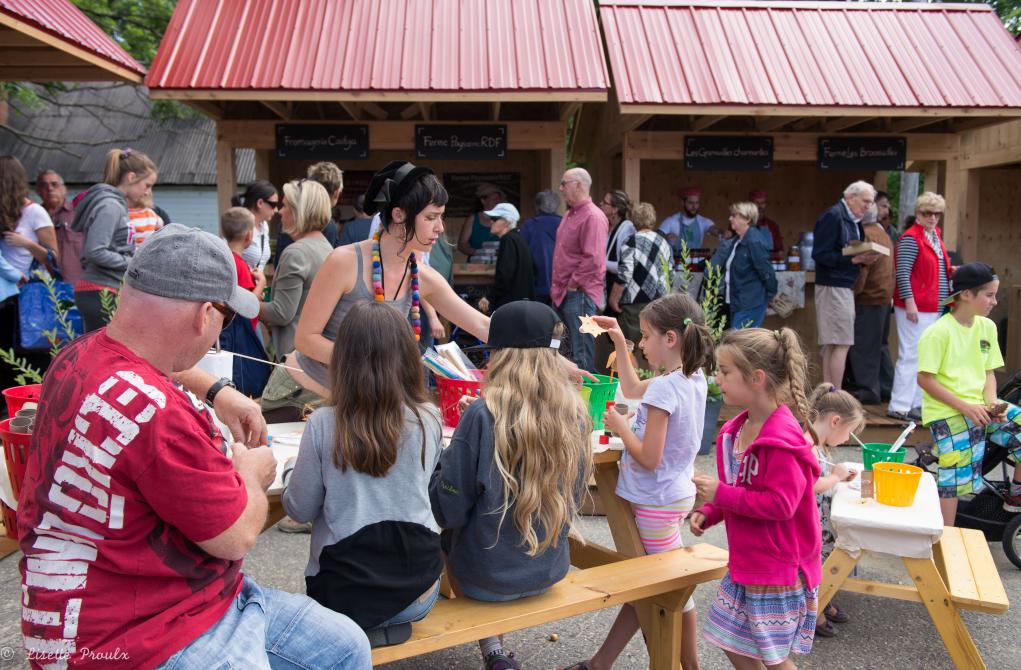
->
xmin=146 ymin=0 xmax=609 ymax=99
xmin=600 ymin=0 xmax=1021 ymax=111
xmin=0 ymin=0 xmax=145 ymax=79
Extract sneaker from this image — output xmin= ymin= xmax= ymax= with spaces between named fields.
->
xmin=1003 ymin=491 xmax=1021 ymax=513
xmin=276 ymin=517 xmax=313 ymax=534
xmin=886 ymin=409 xmax=911 ymax=422
xmin=907 ymin=407 xmax=922 ymax=421
xmin=485 ymin=651 xmax=521 ymax=670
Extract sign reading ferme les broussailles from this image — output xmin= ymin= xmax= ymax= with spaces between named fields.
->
xmin=416 ymin=124 xmax=507 ymax=160
xmin=275 ymin=124 xmax=369 ymax=160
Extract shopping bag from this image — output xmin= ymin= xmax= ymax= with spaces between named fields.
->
xmin=18 ymin=254 xmax=83 ymax=350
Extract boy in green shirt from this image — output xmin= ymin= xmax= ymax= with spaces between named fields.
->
xmin=917 ymin=263 xmax=1020 ymax=526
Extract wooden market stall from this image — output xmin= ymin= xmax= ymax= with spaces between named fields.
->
xmin=579 ymin=0 xmax=1021 ymax=372
xmin=0 ymin=0 xmax=146 ymax=552
xmin=145 ymin=0 xmax=610 ymax=283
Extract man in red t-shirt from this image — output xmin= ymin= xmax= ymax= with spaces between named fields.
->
xmin=18 ymin=225 xmax=370 ymax=669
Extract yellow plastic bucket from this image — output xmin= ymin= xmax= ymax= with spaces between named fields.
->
xmin=873 ymin=462 xmax=923 ymax=507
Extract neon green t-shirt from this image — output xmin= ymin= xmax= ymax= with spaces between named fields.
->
xmin=917 ymin=313 xmax=1003 ymax=424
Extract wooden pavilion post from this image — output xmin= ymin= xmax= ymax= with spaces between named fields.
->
xmin=215 ymin=134 xmax=236 ymax=215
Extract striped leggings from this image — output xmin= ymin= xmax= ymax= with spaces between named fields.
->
xmin=633 ymin=496 xmax=697 ymax=612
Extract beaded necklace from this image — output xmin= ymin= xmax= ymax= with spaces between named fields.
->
xmin=371 ymin=230 xmax=421 ymax=340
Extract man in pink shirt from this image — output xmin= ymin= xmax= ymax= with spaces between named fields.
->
xmin=551 ymin=168 xmax=608 ymax=372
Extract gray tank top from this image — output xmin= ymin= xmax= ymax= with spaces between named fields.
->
xmin=296 ymin=246 xmax=413 ymax=388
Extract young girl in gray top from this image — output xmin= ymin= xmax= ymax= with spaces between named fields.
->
xmin=282 ymin=301 xmax=443 ymax=647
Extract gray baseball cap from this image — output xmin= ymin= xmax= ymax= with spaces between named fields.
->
xmin=124 ymin=223 xmax=260 ymax=319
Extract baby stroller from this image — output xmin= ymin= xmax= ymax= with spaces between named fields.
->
xmin=914 ymin=369 xmax=1021 ymax=568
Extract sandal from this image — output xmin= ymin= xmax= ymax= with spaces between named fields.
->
xmin=815 ymin=620 xmax=838 ymax=638
xmin=825 ymin=604 xmax=850 ymax=624
xmin=561 ymin=663 xmax=593 ymax=670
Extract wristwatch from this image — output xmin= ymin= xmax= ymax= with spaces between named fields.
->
xmin=206 ymin=377 xmax=236 ymax=405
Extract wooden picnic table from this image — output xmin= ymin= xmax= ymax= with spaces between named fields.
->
xmin=818 ymin=463 xmax=1008 ymax=669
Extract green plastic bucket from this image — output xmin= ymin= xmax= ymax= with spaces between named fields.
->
xmin=583 ymin=374 xmax=620 ymax=430
xmin=862 ymin=443 xmax=906 ymax=471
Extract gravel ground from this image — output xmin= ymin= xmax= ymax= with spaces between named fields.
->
xmin=1 ymin=446 xmax=1019 ymax=669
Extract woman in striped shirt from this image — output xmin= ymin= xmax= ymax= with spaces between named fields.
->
xmin=889 ymin=192 xmax=951 ymax=422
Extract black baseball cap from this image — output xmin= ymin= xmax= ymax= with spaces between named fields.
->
xmin=942 ymin=262 xmax=998 ymax=305
xmin=467 ymin=301 xmax=562 ymax=351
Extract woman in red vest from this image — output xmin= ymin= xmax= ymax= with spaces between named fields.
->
xmin=889 ymin=192 xmax=952 ymax=421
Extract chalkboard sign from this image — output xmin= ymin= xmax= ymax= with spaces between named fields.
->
xmin=416 ymin=124 xmax=507 ymax=160
xmin=276 ymin=124 xmax=369 ymax=160
xmin=818 ymin=137 xmax=906 ymax=171
xmin=684 ymin=136 xmax=773 ymax=171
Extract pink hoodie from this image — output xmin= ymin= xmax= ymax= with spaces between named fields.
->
xmin=700 ymin=405 xmax=822 ymax=588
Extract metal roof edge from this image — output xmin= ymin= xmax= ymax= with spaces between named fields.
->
xmin=146 ymin=89 xmax=609 ymax=102
xmin=619 ymin=103 xmax=1021 ymax=116
xmin=597 ymin=0 xmax=995 ymax=12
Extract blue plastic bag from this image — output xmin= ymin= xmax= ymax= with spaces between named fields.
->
xmin=18 ymin=257 xmax=84 ymax=350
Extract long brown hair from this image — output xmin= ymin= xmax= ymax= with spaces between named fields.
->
xmin=328 ymin=301 xmax=435 ymax=476
xmin=0 ymin=155 xmax=29 ymax=233
xmin=641 ymin=293 xmax=715 ymax=376
xmin=717 ymin=327 xmax=811 ymax=421
xmin=485 ymin=323 xmax=593 ymax=556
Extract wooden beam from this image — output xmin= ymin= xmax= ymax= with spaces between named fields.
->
xmin=215 ymin=138 xmax=237 ymax=215
xmin=623 ymin=133 xmax=641 ymax=200
xmin=491 ymin=101 xmax=501 ymax=121
xmin=692 ymin=115 xmax=726 ymax=131
xmin=261 ymin=100 xmax=291 ymax=120
xmin=560 ymin=101 xmax=581 ymax=122
xmin=338 ymin=102 xmax=360 ymax=120
xmin=399 ymin=103 xmax=420 ymax=120
xmin=823 ymin=116 xmax=874 ymax=133
xmin=185 ymin=100 xmax=224 ymax=120
xmin=254 ymin=149 xmax=272 ymax=181
xmin=361 ymin=101 xmax=389 ymax=120
xmin=889 ymin=117 xmax=945 ymax=133
xmin=418 ymin=102 xmax=432 ymax=121
xmin=0 ymin=12 xmax=143 ymax=83
xmin=948 ymin=117 xmax=1008 ymax=134
xmin=792 ymin=118 xmax=819 ymax=131
xmin=755 ymin=116 xmax=795 ymax=132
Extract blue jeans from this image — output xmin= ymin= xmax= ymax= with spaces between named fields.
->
xmin=728 ymin=303 xmax=767 ymax=330
xmin=157 ymin=576 xmax=371 ymax=670
xmin=373 ymin=581 xmax=440 ymax=628
xmin=558 ymin=290 xmax=597 ymax=372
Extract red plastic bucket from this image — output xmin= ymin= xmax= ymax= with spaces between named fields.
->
xmin=3 ymin=384 xmax=41 ymax=417
xmin=0 ymin=418 xmax=32 ymax=539
xmin=435 ymin=371 xmax=484 ymax=428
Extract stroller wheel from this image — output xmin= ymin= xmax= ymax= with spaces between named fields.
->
xmin=1003 ymin=514 xmax=1021 ymax=570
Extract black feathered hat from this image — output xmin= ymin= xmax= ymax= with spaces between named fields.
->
xmin=363 ymin=160 xmax=436 ymax=216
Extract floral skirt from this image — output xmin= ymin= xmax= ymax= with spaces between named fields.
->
xmin=703 ymin=573 xmax=818 ymax=666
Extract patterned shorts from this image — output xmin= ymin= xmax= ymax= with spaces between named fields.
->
xmin=928 ymin=403 xmax=1021 ymax=498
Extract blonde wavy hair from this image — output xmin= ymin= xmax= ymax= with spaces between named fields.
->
xmin=484 ymin=328 xmax=593 ymax=556
xmin=282 ymin=179 xmax=331 ymax=237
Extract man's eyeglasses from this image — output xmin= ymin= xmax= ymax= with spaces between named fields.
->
xmin=919 ymin=210 xmax=943 ymax=218
xmin=560 ymin=179 xmax=579 ymax=187
xmin=211 ymin=303 xmax=236 ymax=330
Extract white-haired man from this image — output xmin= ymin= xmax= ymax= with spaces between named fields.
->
xmin=18 ymin=225 xmax=370 ymax=669
xmin=812 ymin=181 xmax=881 ymax=389
xmin=551 ymin=168 xmax=608 ymax=372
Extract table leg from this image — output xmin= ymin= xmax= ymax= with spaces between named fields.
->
xmin=817 ymin=548 xmax=859 ymax=612
xmin=644 ymin=588 xmax=694 ymax=670
xmin=902 ymin=556 xmax=986 ymax=670
xmin=591 ymin=460 xmax=660 ymax=664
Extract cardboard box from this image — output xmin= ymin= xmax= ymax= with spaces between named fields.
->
xmin=842 ymin=240 xmax=890 ymax=257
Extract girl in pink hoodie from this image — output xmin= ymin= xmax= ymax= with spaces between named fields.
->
xmin=692 ymin=328 xmax=821 ymax=669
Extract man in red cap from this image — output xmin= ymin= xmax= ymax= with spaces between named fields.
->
xmin=749 ymin=189 xmax=784 ymax=253
xmin=657 ymin=186 xmax=719 ymax=254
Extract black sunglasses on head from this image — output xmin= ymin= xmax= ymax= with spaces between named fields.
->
xmin=211 ymin=303 xmax=236 ymax=330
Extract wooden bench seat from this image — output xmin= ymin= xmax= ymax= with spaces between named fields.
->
xmin=372 ymin=543 xmax=728 ymax=667
xmin=933 ymin=526 xmax=1009 ymax=615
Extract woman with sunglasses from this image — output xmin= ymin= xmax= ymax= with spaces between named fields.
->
xmin=232 ymin=180 xmax=279 ymax=272
xmin=889 ymin=192 xmax=952 ymax=422
xmin=259 ymin=179 xmax=333 ymax=361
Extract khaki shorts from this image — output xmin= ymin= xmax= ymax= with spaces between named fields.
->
xmin=815 ymin=285 xmax=855 ymax=345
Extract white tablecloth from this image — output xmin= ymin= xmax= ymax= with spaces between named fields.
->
xmin=831 ymin=462 xmax=943 ymax=559
xmin=267 ymin=422 xmax=306 ymax=495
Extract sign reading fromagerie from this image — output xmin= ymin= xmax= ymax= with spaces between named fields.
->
xmin=275 ymin=124 xmax=369 ymax=160
xmin=818 ymin=137 xmax=906 ymax=171
xmin=416 ymin=124 xmax=507 ymax=160
xmin=684 ymin=136 xmax=773 ymax=171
